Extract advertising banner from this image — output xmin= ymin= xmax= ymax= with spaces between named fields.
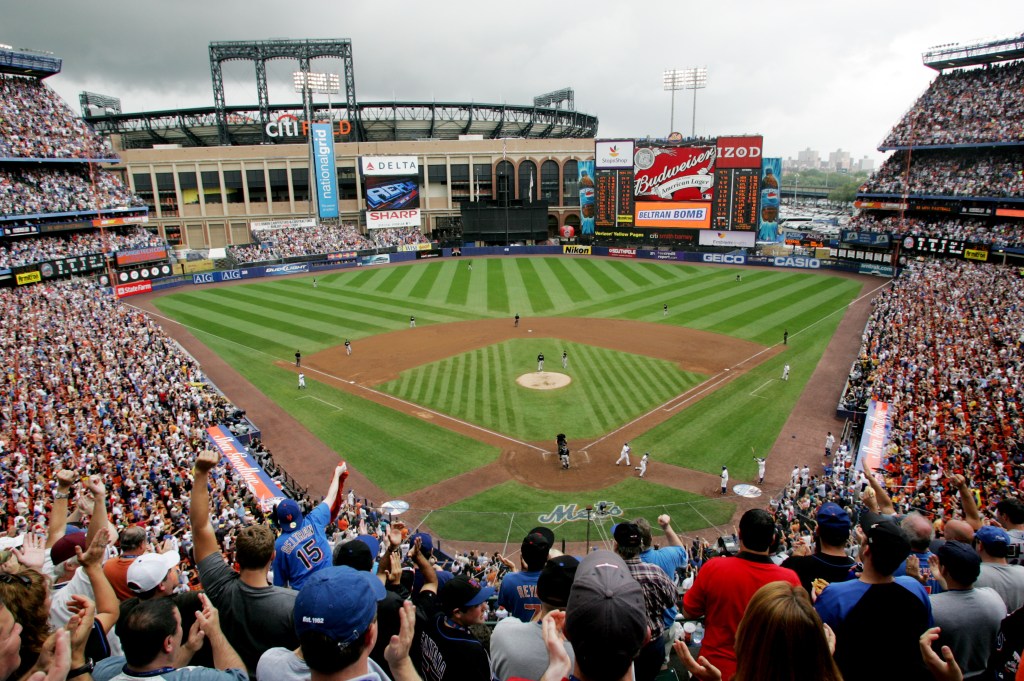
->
xmin=715 ymin=136 xmax=763 ymax=169
xmin=264 ymin=262 xmax=310 ymax=277
xmin=179 ymin=260 xmax=214 ymax=274
xmin=964 ymin=248 xmax=989 ymax=262
xmin=635 ymin=201 xmax=711 ymax=229
xmin=3 ymin=225 xmax=39 ymax=237
xmin=856 ymin=400 xmax=890 ymax=473
xmin=327 ymin=251 xmax=359 ymax=261
xmin=756 ymin=158 xmax=782 ymax=242
xmin=366 ymin=209 xmax=421 ymax=230
xmin=191 ymin=269 xmax=244 ymax=285
xmin=633 ymin=145 xmax=715 ymax=202
xmin=397 ymin=242 xmax=433 ymax=252
xmin=358 ymin=254 xmax=391 ymax=267
xmin=311 ymin=123 xmax=339 ymax=219
xmin=360 ymin=156 xmax=419 ymax=176
xmin=361 ymin=155 xmax=421 ymax=230
xmin=116 ymin=263 xmax=173 ymax=282
xmin=116 ymin=245 xmax=168 ymax=267
xmin=251 ymin=218 xmax=317 ymax=231
xmin=114 ymin=280 xmax=152 ymax=298
xmin=840 ymin=231 xmax=892 ymax=248
xmin=595 ymin=140 xmax=635 ymax=169
xmin=578 ymin=160 xmax=596 ymax=235
xmin=15 ymin=270 xmax=41 ymax=286
xmin=93 ymin=215 xmax=149 ymax=227
xmin=206 ymin=425 xmax=286 ymax=512
xmin=607 ymin=248 xmax=637 ymax=258
xmin=698 ymin=230 xmax=756 ymax=248
xmin=563 ymin=245 xmax=592 ymax=255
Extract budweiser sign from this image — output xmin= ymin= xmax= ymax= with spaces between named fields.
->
xmin=634 ymin=146 xmax=716 ymax=201
xmin=115 ymin=280 xmax=152 ymax=298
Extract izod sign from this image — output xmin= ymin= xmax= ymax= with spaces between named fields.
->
xmin=265 ymin=114 xmax=352 ymax=138
xmin=716 ymin=136 xmax=763 ymax=169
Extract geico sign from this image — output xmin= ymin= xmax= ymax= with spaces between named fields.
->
xmin=773 ymin=256 xmax=820 ymax=269
xmin=265 ymin=114 xmax=352 ymax=138
xmin=702 ymin=253 xmax=746 ymax=264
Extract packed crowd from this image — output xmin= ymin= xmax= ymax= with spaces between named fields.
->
xmin=228 ymin=224 xmax=430 ymax=263
xmin=846 ymin=213 xmax=1024 ymax=249
xmin=0 ymin=227 xmax=165 ymax=269
xmin=860 ymin=148 xmax=1024 ymax=198
xmin=0 ymin=75 xmax=114 ymax=160
xmin=0 ymin=167 xmax=143 ymax=218
xmin=882 ymin=60 xmax=1024 ymax=147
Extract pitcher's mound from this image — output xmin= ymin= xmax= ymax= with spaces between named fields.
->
xmin=516 ymin=372 xmax=571 ymax=390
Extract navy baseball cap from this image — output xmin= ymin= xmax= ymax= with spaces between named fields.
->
xmin=439 ymin=574 xmax=495 ymax=615
xmin=612 ymin=522 xmax=642 ymax=548
xmin=293 ymin=566 xmax=386 ymax=644
xmin=817 ymin=503 xmax=851 ymax=532
xmin=275 ymin=499 xmax=303 ymax=533
xmin=410 ymin=532 xmax=433 ymax=557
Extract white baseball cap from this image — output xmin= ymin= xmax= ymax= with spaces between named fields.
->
xmin=127 ymin=551 xmax=180 ymax=593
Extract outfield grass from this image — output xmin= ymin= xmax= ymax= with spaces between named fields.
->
xmin=154 ymin=257 xmax=865 ymax=531
xmin=378 ymin=338 xmax=704 ymax=440
xmin=423 ymin=479 xmax=736 ymax=543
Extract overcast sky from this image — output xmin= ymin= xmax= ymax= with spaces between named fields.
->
xmin=7 ymin=1 xmax=1023 ymax=164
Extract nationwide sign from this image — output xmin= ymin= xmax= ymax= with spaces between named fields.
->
xmin=633 ymin=145 xmax=716 ymax=201
xmin=634 ymin=201 xmax=711 ymax=229
xmin=595 ymin=140 xmax=635 ymax=169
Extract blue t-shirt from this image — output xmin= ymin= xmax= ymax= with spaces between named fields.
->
xmin=894 ymin=551 xmax=944 ymax=594
xmin=272 ymin=502 xmax=332 ymax=589
xmin=640 ymin=545 xmax=688 ymax=578
xmin=497 ymin=570 xmax=543 ymax=622
xmin=93 ymin=657 xmax=247 ymax=681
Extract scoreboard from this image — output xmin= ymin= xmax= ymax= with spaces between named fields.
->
xmin=712 ymin=168 xmax=760 ymax=231
xmin=595 ymin=169 xmax=635 ymax=228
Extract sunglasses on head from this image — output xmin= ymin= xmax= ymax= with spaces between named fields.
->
xmin=0 ymin=573 xmax=31 ymax=586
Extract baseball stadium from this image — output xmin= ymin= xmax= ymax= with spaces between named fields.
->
xmin=3 ymin=27 xmax=1024 ymax=678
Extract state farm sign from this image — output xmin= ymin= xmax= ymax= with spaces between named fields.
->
xmin=715 ymin=136 xmax=763 ymax=169
xmin=115 ymin=280 xmax=152 ymax=298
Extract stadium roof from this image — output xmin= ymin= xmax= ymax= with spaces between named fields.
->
xmin=85 ymin=101 xmax=599 ymax=150
xmin=922 ymin=33 xmax=1024 ymax=71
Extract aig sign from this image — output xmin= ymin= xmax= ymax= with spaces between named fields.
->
xmin=265 ymin=114 xmax=352 ymax=138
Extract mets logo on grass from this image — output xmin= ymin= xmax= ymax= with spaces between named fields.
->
xmin=538 ymin=501 xmax=623 ymax=524
xmin=563 ymin=245 xmax=592 ymax=255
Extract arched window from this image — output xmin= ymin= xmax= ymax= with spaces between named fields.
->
xmin=563 ymin=160 xmax=579 ymax=202
xmin=518 ymin=160 xmax=537 ymax=202
xmin=540 ymin=160 xmax=559 ymax=204
xmin=495 ymin=160 xmax=514 ymax=204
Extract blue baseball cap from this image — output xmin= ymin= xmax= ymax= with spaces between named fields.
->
xmin=275 ymin=499 xmax=303 ymax=532
xmin=817 ymin=503 xmax=851 ymax=532
xmin=976 ymin=525 xmax=1011 ymax=550
xmin=293 ymin=566 xmax=386 ymax=644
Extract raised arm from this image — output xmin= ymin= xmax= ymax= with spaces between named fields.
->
xmin=863 ymin=464 xmax=896 ymax=516
xmin=195 ymin=593 xmax=246 ymax=672
xmin=189 ymin=450 xmax=221 ymax=564
xmin=324 ymin=462 xmax=348 ymax=518
xmin=658 ymin=514 xmax=684 ymax=548
xmin=83 ymin=475 xmax=108 ymax=549
xmin=47 ymin=470 xmax=76 ymax=549
xmin=409 ymin=537 xmax=437 ymax=594
xmin=75 ymin=527 xmax=119 ymax=633
xmin=950 ymin=473 xmax=982 ymax=530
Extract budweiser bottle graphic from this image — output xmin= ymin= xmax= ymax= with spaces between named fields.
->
xmin=760 ymin=168 xmax=779 ymax=223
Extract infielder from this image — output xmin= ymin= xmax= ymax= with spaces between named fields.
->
xmin=561 ymin=350 xmax=568 ymax=369
xmin=754 ymin=457 xmax=766 ymax=484
xmin=537 ymin=353 xmax=545 ymax=372
xmin=720 ymin=466 xmax=729 ymax=495
xmin=635 ymin=452 xmax=650 ymax=478
xmin=410 ymin=315 xmax=416 ymax=328
xmin=663 ymin=303 xmax=668 ymax=317
xmin=298 ymin=372 xmax=306 ymax=389
xmin=514 ymin=313 xmax=520 ymax=327
xmin=345 ymin=339 xmax=352 ymax=356
xmin=616 ymin=442 xmax=631 ymax=466
xmin=781 ymin=364 xmax=790 ymax=381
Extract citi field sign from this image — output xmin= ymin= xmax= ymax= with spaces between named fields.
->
xmin=265 ymin=114 xmax=352 ymax=138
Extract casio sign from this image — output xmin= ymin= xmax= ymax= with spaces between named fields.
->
xmin=193 ymin=273 xmax=215 ymax=284
xmin=702 ymin=253 xmax=746 ymax=264
xmin=773 ymin=256 xmax=820 ymax=269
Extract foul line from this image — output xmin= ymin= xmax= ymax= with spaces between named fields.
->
xmin=297 ymin=395 xmax=343 ymax=411
xmin=749 ymin=380 xmax=773 ymax=399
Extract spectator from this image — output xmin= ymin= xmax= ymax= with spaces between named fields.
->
xmin=928 ymin=540 xmax=1005 ymax=678
xmin=92 ymin=595 xmax=246 ymax=681
xmin=272 ymin=463 xmax=348 ymax=590
xmin=104 ymin=527 xmax=152 ymax=601
xmin=896 ymin=512 xmax=944 ymax=594
xmin=636 ymin=514 xmax=689 ymax=581
xmin=815 ymin=512 xmax=933 ymax=681
xmin=190 ymin=449 xmax=299 ymax=675
xmin=781 ymin=501 xmax=857 ymax=596
xmin=490 ymin=555 xmax=578 ymax=681
xmin=496 ymin=527 xmax=553 ymax=622
xmin=682 ymin=509 xmax=800 ymax=681
xmin=973 ymin=525 xmax=1024 ymax=613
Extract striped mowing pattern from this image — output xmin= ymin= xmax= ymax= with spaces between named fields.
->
xmin=379 ymin=339 xmax=704 ymax=441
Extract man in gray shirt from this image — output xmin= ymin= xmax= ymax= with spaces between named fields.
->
xmin=974 ymin=525 xmax=1024 ymax=613
xmin=191 ymin=449 xmax=299 ymax=675
xmin=929 ymin=541 xmax=1006 ymax=679
xmin=490 ymin=556 xmax=578 ymax=681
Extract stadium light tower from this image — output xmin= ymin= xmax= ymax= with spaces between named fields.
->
xmin=682 ymin=67 xmax=708 ymax=138
xmin=293 ymin=71 xmax=341 ymax=120
xmin=663 ymin=69 xmax=685 ymax=135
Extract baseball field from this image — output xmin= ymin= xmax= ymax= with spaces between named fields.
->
xmin=149 ymin=256 xmax=868 ymax=545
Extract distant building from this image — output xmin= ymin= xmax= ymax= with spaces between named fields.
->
xmin=797 ymin=147 xmax=820 ymax=170
xmin=827 ymin=149 xmax=852 ymax=172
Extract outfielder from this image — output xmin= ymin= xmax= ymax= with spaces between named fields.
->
xmin=297 ymin=372 xmax=306 ymax=389
xmin=635 ymin=452 xmax=650 ymax=478
xmin=781 ymin=363 xmax=790 ymax=381
xmin=616 ymin=442 xmax=631 ymax=466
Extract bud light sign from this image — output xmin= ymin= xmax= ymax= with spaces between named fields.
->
xmin=311 ymin=123 xmax=338 ymax=219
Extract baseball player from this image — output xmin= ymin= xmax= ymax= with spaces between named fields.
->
xmin=410 ymin=315 xmax=416 ymax=328
xmin=825 ymin=431 xmax=835 ymax=457
xmin=313 ymin=277 xmax=318 ymax=288
xmin=557 ymin=433 xmax=570 ymax=470
xmin=781 ymin=363 xmax=790 ymax=381
xmin=635 ymin=452 xmax=650 ymax=477
xmin=754 ymin=457 xmax=766 ymax=484
xmin=616 ymin=442 xmax=631 ymax=466
xmin=514 ymin=313 xmax=520 ymax=327
xmin=295 ymin=350 xmax=301 ymax=367
xmin=537 ymin=353 xmax=545 ymax=372
xmin=720 ymin=466 xmax=729 ymax=495
xmin=561 ymin=350 xmax=568 ymax=369
xmin=663 ymin=303 xmax=668 ymax=317
xmin=272 ymin=462 xmax=349 ymax=589
xmin=345 ymin=339 xmax=352 ymax=356
xmin=297 ymin=372 xmax=306 ymax=389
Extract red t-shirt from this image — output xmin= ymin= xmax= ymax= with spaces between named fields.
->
xmin=682 ymin=553 xmax=800 ymax=681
